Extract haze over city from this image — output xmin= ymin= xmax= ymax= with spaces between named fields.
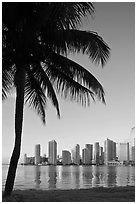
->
xmin=2 ymin=2 xmax=135 ymax=163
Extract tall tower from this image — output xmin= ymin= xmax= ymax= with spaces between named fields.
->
xmin=94 ymin=142 xmax=100 ymax=165
xmin=85 ymin=144 xmax=93 ymax=163
xmin=48 ymin=140 xmax=57 ymax=165
xmin=35 ymin=144 xmax=41 ymax=165
xmin=71 ymin=144 xmax=80 ymax=165
xmin=24 ymin=153 xmax=27 ymax=164
xmin=104 ymin=138 xmax=116 ymax=165
xmin=82 ymin=148 xmax=90 ymax=164
xmin=118 ymin=142 xmax=129 ymax=162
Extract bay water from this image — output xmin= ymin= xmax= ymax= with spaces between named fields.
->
xmin=2 ymin=165 xmax=135 ymax=190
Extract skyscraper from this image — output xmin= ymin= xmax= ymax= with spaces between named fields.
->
xmin=94 ymin=142 xmax=100 ymax=165
xmin=24 ymin=153 xmax=27 ymax=164
xmin=71 ymin=144 xmax=80 ymax=165
xmin=82 ymin=148 xmax=90 ymax=164
xmin=48 ymin=140 xmax=57 ymax=165
xmin=85 ymin=144 xmax=93 ymax=164
xmin=118 ymin=142 xmax=129 ymax=162
xmin=35 ymin=144 xmax=41 ymax=165
xmin=62 ymin=150 xmax=71 ymax=165
xmin=131 ymin=146 xmax=135 ymax=162
xmin=104 ymin=138 xmax=116 ymax=165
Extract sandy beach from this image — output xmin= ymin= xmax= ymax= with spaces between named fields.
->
xmin=2 ymin=186 xmax=135 ymax=202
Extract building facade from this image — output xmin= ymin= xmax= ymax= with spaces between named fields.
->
xmin=62 ymin=150 xmax=71 ymax=165
xmin=94 ymin=142 xmax=100 ymax=165
xmin=35 ymin=144 xmax=41 ymax=165
xmin=131 ymin=146 xmax=135 ymax=162
xmin=48 ymin=140 xmax=57 ymax=165
xmin=104 ymin=138 xmax=116 ymax=165
xmin=82 ymin=148 xmax=90 ymax=164
xmin=85 ymin=144 xmax=93 ymax=164
xmin=71 ymin=144 xmax=80 ymax=165
xmin=118 ymin=142 xmax=129 ymax=162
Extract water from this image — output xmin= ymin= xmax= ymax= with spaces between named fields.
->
xmin=2 ymin=165 xmax=135 ymax=190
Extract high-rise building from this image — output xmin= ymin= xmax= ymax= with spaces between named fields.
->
xmin=82 ymin=148 xmax=90 ymax=164
xmin=85 ymin=144 xmax=93 ymax=163
xmin=71 ymin=144 xmax=80 ymax=165
xmin=62 ymin=150 xmax=71 ymax=165
xmin=131 ymin=146 xmax=135 ymax=162
xmin=48 ymin=140 xmax=57 ymax=165
xmin=118 ymin=142 xmax=129 ymax=162
xmin=104 ymin=138 xmax=116 ymax=165
xmin=35 ymin=144 xmax=41 ymax=165
xmin=99 ymin=146 xmax=104 ymax=164
xmin=94 ymin=142 xmax=100 ymax=165
xmin=24 ymin=153 xmax=27 ymax=164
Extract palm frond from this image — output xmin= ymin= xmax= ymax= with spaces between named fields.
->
xmin=2 ymin=68 xmax=14 ymax=100
xmin=37 ymin=49 xmax=105 ymax=104
xmin=45 ymin=2 xmax=94 ymax=30
xmin=45 ymin=64 xmax=95 ymax=106
xmin=42 ymin=30 xmax=110 ymax=67
xmin=24 ymin=69 xmax=47 ymax=124
xmin=31 ymin=62 xmax=60 ymax=118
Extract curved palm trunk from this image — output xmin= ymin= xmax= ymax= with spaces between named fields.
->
xmin=4 ymin=67 xmax=26 ymax=197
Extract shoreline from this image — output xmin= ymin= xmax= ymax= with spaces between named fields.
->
xmin=2 ymin=186 xmax=135 ymax=202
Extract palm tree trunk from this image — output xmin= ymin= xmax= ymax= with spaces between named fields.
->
xmin=4 ymin=67 xmax=26 ymax=197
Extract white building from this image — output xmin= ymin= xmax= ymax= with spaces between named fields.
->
xmin=62 ymin=150 xmax=71 ymax=165
xmin=48 ymin=140 xmax=57 ymax=165
xmin=35 ymin=144 xmax=41 ymax=165
xmin=118 ymin=142 xmax=129 ymax=162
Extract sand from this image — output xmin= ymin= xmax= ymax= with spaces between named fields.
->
xmin=2 ymin=186 xmax=135 ymax=202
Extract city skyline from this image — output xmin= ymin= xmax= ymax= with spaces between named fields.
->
xmin=23 ymin=136 xmax=134 ymax=160
xmin=2 ymin=2 xmax=135 ymax=163
xmin=22 ymin=136 xmax=135 ymax=167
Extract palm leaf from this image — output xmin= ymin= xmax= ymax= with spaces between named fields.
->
xmin=45 ymin=64 xmax=95 ymax=106
xmin=33 ymin=47 xmax=106 ymax=104
xmin=24 ymin=68 xmax=47 ymax=123
xmin=47 ymin=2 xmax=94 ymax=30
xmin=41 ymin=30 xmax=110 ymax=67
xmin=31 ymin=62 xmax=60 ymax=118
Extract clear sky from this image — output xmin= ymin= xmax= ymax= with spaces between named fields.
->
xmin=2 ymin=2 xmax=135 ymax=163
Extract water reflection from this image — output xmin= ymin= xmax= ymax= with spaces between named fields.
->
xmin=48 ymin=166 xmax=57 ymax=189
xmin=72 ymin=166 xmax=80 ymax=188
xmin=61 ymin=167 xmax=71 ymax=185
xmin=82 ymin=166 xmax=93 ymax=187
xmin=3 ymin=165 xmax=134 ymax=190
xmin=107 ymin=166 xmax=117 ymax=187
xmin=34 ymin=166 xmax=41 ymax=189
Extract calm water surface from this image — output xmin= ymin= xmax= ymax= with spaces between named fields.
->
xmin=2 ymin=165 xmax=135 ymax=190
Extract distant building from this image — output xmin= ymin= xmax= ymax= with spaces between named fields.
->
xmin=24 ymin=154 xmax=35 ymax=165
xmin=94 ymin=142 xmax=100 ymax=165
xmin=71 ymin=144 xmax=80 ymax=165
xmin=48 ymin=140 xmax=57 ymax=165
xmin=82 ymin=148 xmax=90 ymax=164
xmin=99 ymin=146 xmax=104 ymax=164
xmin=131 ymin=146 xmax=135 ymax=162
xmin=62 ymin=150 xmax=71 ymax=165
xmin=104 ymin=138 xmax=116 ymax=165
xmin=35 ymin=144 xmax=41 ymax=165
xmin=118 ymin=142 xmax=129 ymax=162
xmin=24 ymin=154 xmax=27 ymax=164
xmin=85 ymin=144 xmax=93 ymax=164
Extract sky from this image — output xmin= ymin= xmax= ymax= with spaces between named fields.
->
xmin=2 ymin=2 xmax=135 ymax=163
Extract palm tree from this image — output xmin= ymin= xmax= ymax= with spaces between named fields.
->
xmin=2 ymin=2 xmax=110 ymax=196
